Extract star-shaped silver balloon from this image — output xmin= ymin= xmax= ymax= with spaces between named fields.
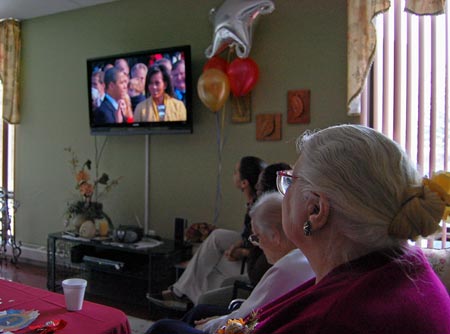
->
xmin=205 ymin=0 xmax=275 ymax=59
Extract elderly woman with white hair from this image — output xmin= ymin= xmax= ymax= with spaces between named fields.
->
xmin=248 ymin=124 xmax=450 ymax=334
xmin=145 ymin=191 xmax=314 ymax=334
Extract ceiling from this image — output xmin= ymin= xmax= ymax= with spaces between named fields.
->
xmin=0 ymin=0 xmax=119 ymax=20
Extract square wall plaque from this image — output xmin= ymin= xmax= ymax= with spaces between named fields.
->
xmin=287 ymin=90 xmax=310 ymax=124
xmin=256 ymin=113 xmax=281 ymax=141
xmin=231 ymin=94 xmax=251 ymax=123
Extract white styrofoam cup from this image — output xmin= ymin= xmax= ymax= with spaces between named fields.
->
xmin=62 ymin=278 xmax=87 ymax=311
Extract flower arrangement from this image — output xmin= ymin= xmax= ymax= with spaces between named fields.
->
xmin=64 ymin=147 xmax=122 ymax=225
xmin=185 ymin=222 xmax=216 ymax=243
xmin=216 ymin=311 xmax=259 ymax=334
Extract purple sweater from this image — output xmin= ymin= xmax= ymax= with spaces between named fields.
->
xmin=252 ymin=247 xmax=450 ymax=334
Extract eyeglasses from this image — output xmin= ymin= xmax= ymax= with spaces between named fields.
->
xmin=248 ymin=234 xmax=260 ymax=246
xmin=276 ymin=170 xmax=298 ymax=196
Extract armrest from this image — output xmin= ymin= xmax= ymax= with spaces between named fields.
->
xmin=228 ymin=298 xmax=246 ymax=312
xmin=196 ymin=286 xmax=234 ymax=308
xmin=220 ymin=274 xmax=250 ymax=287
xmin=232 ymin=279 xmax=255 ymax=300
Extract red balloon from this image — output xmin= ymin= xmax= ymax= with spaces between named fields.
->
xmin=227 ymin=58 xmax=259 ymax=97
xmin=203 ymin=56 xmax=228 ymax=73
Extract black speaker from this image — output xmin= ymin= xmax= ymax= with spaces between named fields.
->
xmin=174 ymin=218 xmax=187 ymax=244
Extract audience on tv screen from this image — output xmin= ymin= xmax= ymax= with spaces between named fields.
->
xmin=91 ymin=52 xmax=187 ymax=125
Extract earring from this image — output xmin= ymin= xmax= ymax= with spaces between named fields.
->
xmin=303 ymin=220 xmax=312 ymax=236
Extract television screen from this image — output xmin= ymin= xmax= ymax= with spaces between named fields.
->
xmin=87 ymin=45 xmax=192 ymax=135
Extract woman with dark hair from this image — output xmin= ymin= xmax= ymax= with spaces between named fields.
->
xmin=149 ymin=156 xmax=267 ymax=310
xmin=255 ymin=162 xmax=291 ymax=198
xmin=133 ymin=64 xmax=186 ymax=122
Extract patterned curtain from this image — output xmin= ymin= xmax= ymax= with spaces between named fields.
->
xmin=347 ymin=0 xmax=390 ymax=115
xmin=347 ymin=0 xmax=446 ymax=115
xmin=405 ymin=0 xmax=445 ymax=14
xmin=0 ymin=19 xmax=21 ymax=124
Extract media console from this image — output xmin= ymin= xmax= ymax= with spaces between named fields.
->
xmin=47 ymin=232 xmax=192 ymax=308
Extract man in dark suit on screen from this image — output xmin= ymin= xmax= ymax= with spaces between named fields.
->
xmin=94 ymin=67 xmax=129 ymax=124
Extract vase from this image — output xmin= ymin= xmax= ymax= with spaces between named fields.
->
xmin=65 ymin=201 xmax=114 ymax=237
xmin=95 ymin=211 xmax=114 ymax=237
xmin=69 ymin=214 xmax=87 ymax=232
xmin=88 ymin=202 xmax=114 ymax=237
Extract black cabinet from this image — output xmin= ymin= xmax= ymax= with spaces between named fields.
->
xmin=47 ymin=232 xmax=191 ymax=307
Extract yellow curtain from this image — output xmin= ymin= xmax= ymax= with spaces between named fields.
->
xmin=347 ymin=0 xmax=390 ymax=115
xmin=405 ymin=0 xmax=445 ymax=14
xmin=0 ymin=19 xmax=21 ymax=124
xmin=347 ymin=0 xmax=446 ymax=115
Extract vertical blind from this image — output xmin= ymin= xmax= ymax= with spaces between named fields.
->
xmin=361 ymin=0 xmax=450 ymax=247
xmin=361 ymin=0 xmax=450 ymax=178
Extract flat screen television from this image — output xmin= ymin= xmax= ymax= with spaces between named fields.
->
xmin=87 ymin=45 xmax=192 ymax=135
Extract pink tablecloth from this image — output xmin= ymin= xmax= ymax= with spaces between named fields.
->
xmin=0 ymin=278 xmax=130 ymax=334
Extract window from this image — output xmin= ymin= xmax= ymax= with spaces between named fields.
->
xmin=0 ymin=81 xmax=15 ymax=191
xmin=360 ymin=0 xmax=449 ymax=178
xmin=0 ymin=81 xmax=16 ymax=236
xmin=360 ymin=0 xmax=450 ymax=247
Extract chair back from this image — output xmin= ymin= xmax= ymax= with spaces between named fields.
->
xmin=421 ymin=220 xmax=450 ymax=293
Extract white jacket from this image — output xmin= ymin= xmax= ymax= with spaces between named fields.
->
xmin=201 ymin=248 xmax=314 ymax=333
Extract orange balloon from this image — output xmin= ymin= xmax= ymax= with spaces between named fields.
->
xmin=197 ymin=69 xmax=230 ymax=112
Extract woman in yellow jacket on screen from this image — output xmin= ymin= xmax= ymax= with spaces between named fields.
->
xmin=134 ymin=64 xmax=186 ymax=122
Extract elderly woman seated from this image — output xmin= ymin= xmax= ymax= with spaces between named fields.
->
xmin=145 ymin=191 xmax=314 ymax=334
xmin=250 ymin=124 xmax=450 ymax=333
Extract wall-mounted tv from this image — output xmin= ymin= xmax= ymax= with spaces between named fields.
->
xmin=87 ymin=45 xmax=192 ymax=135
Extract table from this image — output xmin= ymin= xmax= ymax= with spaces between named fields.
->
xmin=0 ymin=278 xmax=130 ymax=334
xmin=47 ymin=232 xmax=192 ymax=307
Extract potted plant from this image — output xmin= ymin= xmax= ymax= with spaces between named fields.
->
xmin=64 ymin=147 xmax=121 ymax=237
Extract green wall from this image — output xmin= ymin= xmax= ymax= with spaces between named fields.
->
xmin=16 ymin=0 xmax=352 ymax=246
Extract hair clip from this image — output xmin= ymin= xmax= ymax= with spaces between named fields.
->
xmin=423 ymin=174 xmax=450 ymax=220
xmin=423 ymin=175 xmax=450 ymax=206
